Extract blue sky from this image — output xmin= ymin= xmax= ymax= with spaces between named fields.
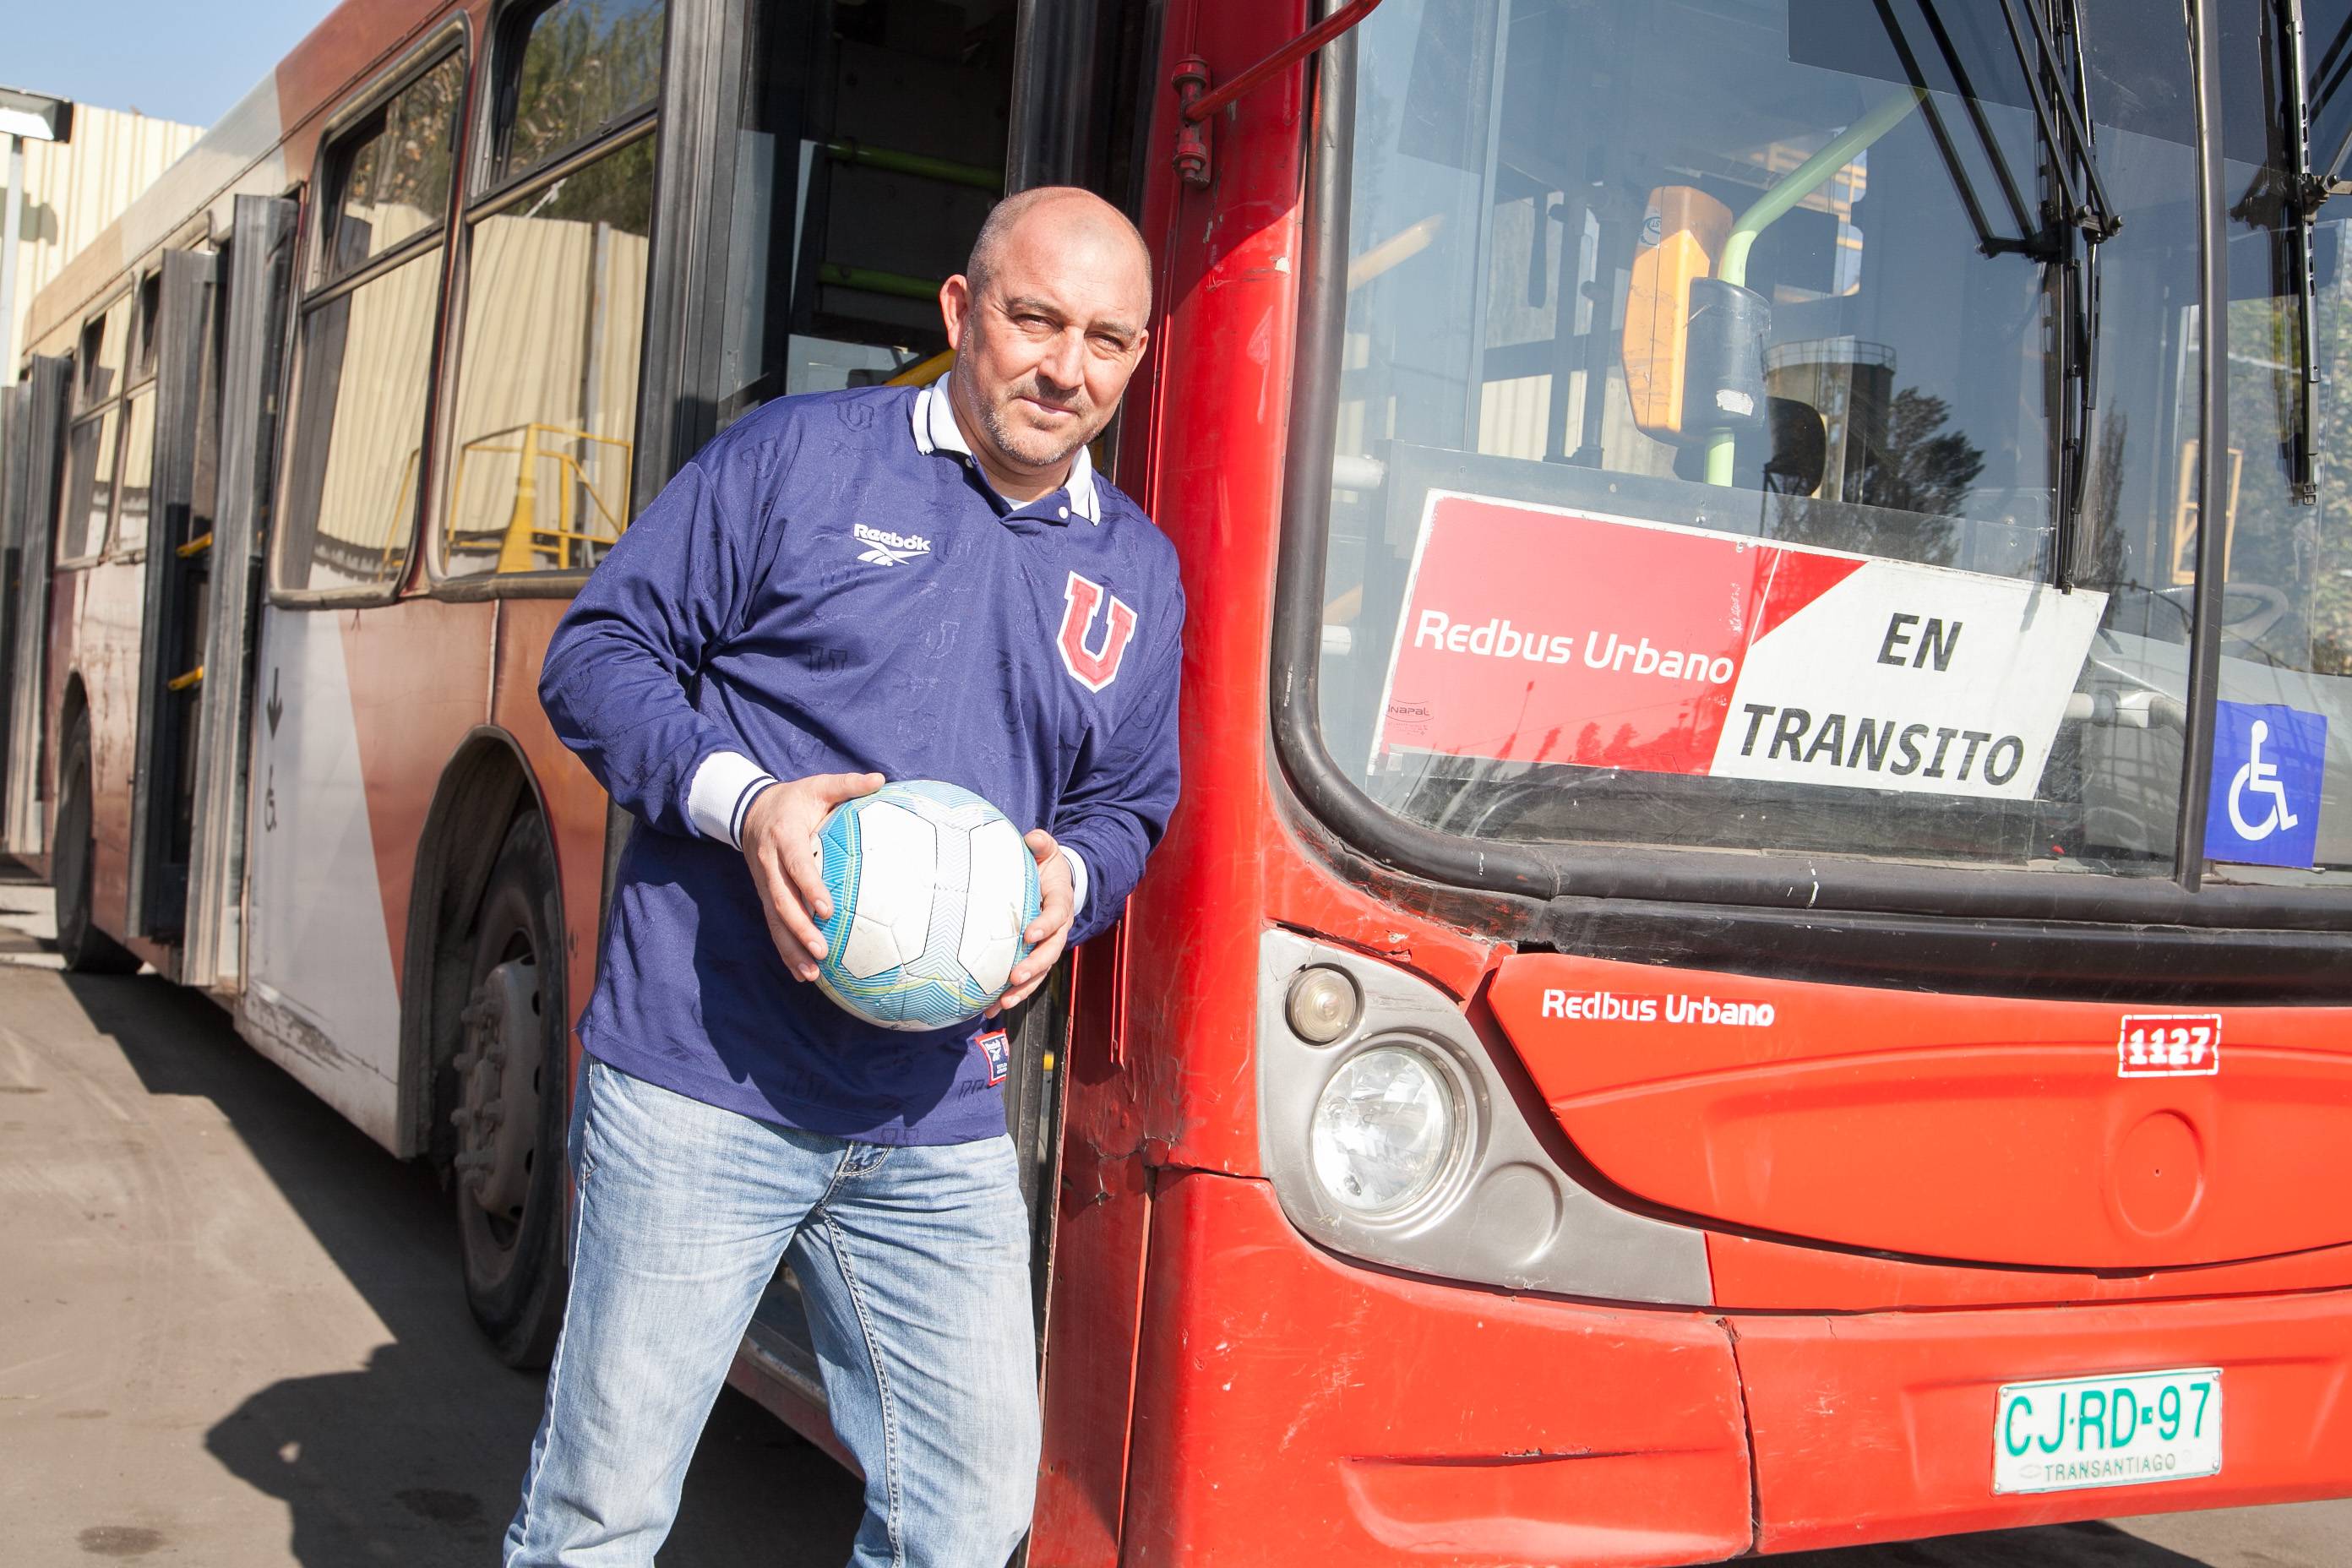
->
xmin=8 ymin=1 xmax=339 ymax=129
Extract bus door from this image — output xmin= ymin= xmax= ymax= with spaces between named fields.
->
xmin=0 ymin=379 xmax=29 ymax=838
xmin=1 ymin=355 xmax=71 ymax=859
xmin=654 ymin=0 xmax=1097 ymax=1421
xmin=179 ymin=195 xmax=296 ymax=989
xmin=123 ymin=248 xmax=218 ymax=941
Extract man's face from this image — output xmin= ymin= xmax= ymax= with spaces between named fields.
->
xmin=941 ymin=205 xmax=1151 ymax=478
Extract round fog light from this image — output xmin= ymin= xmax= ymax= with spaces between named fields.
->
xmin=1310 ymin=1046 xmax=1456 ymax=1214
xmin=1286 ymin=966 xmax=1360 ymax=1044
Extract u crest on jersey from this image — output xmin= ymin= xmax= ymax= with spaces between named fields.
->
xmin=1058 ymin=571 xmax=1139 ymax=692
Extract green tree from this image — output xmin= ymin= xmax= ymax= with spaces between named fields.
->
xmin=1770 ymin=386 xmax=1984 ymax=567
xmin=1854 ymin=388 xmax=1988 ymax=521
xmin=2225 ymin=290 xmax=2351 ymax=675
xmin=506 ymin=0 xmax=667 ymax=178
xmin=2309 ymin=294 xmax=2352 ymax=675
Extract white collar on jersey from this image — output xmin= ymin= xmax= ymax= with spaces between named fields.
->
xmin=910 ymin=374 xmax=1102 ymax=524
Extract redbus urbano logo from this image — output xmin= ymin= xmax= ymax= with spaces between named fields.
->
xmin=1412 ymin=609 xmax=1736 ymax=684
xmin=1540 ymin=988 xmax=1775 ymax=1026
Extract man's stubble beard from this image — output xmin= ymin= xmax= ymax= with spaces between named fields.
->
xmin=974 ymin=377 xmax=1097 ymax=471
xmin=963 ymin=314 xmax=1106 ymax=470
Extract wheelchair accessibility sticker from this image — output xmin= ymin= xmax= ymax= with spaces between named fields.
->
xmin=2205 ymin=701 xmax=2328 ymax=868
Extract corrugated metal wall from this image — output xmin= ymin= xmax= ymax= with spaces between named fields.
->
xmin=443 ymin=214 xmax=650 ymax=570
xmin=5 ymin=104 xmax=205 ymax=376
xmin=308 ymin=242 xmax=444 ymax=577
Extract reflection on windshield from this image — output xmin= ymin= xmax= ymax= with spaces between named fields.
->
xmin=2202 ymin=0 xmax=2352 ymax=885
xmin=1315 ymin=0 xmax=2352 ymax=882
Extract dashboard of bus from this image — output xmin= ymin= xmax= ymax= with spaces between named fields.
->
xmin=1298 ymin=0 xmax=2352 ymax=900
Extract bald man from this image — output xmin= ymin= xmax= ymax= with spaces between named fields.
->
xmin=511 ymin=188 xmax=1183 ymax=1567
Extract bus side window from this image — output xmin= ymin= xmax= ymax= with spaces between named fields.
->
xmin=113 ymin=272 xmax=164 ymax=556
xmin=275 ymin=48 xmax=465 ymax=597
xmin=437 ymin=0 xmax=665 ymax=583
xmin=82 ymin=292 xmax=133 ymax=410
xmin=58 ymin=292 xmax=133 ymax=566
xmin=57 ymin=406 xmax=119 ymax=567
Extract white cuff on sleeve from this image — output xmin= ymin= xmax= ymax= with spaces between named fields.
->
xmin=687 ymin=750 xmax=778 ymax=848
xmin=1060 ymin=845 xmax=1090 ymax=919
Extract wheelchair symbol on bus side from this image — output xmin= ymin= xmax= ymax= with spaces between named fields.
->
xmin=2205 ymin=701 xmax=2326 ymax=869
xmin=2225 ymin=720 xmax=2299 ymax=841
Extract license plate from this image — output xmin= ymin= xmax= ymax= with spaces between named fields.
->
xmin=1993 ymin=1369 xmax=2222 ymax=1494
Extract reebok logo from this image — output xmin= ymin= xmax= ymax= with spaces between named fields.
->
xmin=854 ymin=522 xmax=933 ymax=566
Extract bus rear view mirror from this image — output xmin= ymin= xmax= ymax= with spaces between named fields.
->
xmin=1623 ymin=185 xmax=1732 ymax=441
xmin=1682 ymin=277 xmax=1771 ymax=438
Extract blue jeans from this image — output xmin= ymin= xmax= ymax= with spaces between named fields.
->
xmin=504 ymin=1057 xmax=1039 ymax=1567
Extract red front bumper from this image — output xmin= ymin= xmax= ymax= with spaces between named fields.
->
xmin=1731 ymin=1291 xmax=2352 ymax=1554
xmin=1110 ymin=1173 xmax=2352 ymax=1568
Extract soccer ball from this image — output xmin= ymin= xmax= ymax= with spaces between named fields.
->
xmin=812 ymin=780 xmax=1043 ymax=1031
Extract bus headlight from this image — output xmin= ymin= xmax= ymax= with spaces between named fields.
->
xmin=1310 ymin=1046 xmax=1456 ymax=1214
xmin=1261 ymin=933 xmax=1712 ymax=1303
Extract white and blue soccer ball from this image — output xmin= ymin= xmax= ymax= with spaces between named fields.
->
xmin=813 ymin=780 xmax=1043 ymax=1031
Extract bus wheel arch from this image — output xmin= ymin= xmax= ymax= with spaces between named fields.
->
xmin=53 ymin=672 xmax=90 ymax=833
xmin=52 ymin=677 xmax=136 ymax=974
xmin=400 ymin=729 xmax=570 ymax=1368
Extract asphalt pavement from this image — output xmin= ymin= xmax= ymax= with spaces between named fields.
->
xmin=1 ymin=864 xmax=2344 ymax=1566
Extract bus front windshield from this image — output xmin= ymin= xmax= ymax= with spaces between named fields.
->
xmin=1315 ymin=0 xmax=2352 ymax=890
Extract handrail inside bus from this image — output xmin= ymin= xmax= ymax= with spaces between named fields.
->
xmin=885 ymin=350 xmax=956 ymax=387
xmin=1701 ymin=88 xmax=1925 ymax=487
xmin=822 ymin=138 xmax=1003 ymax=193
xmin=444 ymin=422 xmax=633 ymax=574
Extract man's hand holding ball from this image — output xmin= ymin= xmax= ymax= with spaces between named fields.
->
xmin=989 ymin=829 xmax=1075 ymax=1018
xmin=738 ymin=770 xmax=884 ymax=982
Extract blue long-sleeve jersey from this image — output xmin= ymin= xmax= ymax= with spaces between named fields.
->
xmin=540 ymin=380 xmax=1184 ymax=1144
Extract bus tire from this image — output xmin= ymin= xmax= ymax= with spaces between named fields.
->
xmin=452 ymin=811 xmax=569 ymax=1369
xmin=53 ymin=714 xmax=139 ymax=976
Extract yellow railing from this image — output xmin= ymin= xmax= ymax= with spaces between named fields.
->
xmin=448 ymin=422 xmax=635 ymax=574
xmin=888 ymin=349 xmax=956 ymax=387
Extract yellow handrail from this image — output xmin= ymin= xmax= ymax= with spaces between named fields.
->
xmin=447 ymin=422 xmax=635 ymax=574
xmin=887 ymin=349 xmax=956 ymax=388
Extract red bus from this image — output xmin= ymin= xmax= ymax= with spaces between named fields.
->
xmin=4 ymin=0 xmax=2351 ymax=1561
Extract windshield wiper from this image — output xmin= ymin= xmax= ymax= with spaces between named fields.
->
xmin=2039 ymin=0 xmax=2109 ymax=590
xmin=1868 ymin=0 xmax=2119 ymax=261
xmin=2306 ymin=0 xmax=2352 ymax=192
xmin=2282 ymin=0 xmax=2337 ymax=505
xmin=1860 ymin=0 xmax=2116 ymax=587
xmin=1870 ymin=0 xmax=2034 ymax=254
xmin=1994 ymin=0 xmax=2124 ymax=247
